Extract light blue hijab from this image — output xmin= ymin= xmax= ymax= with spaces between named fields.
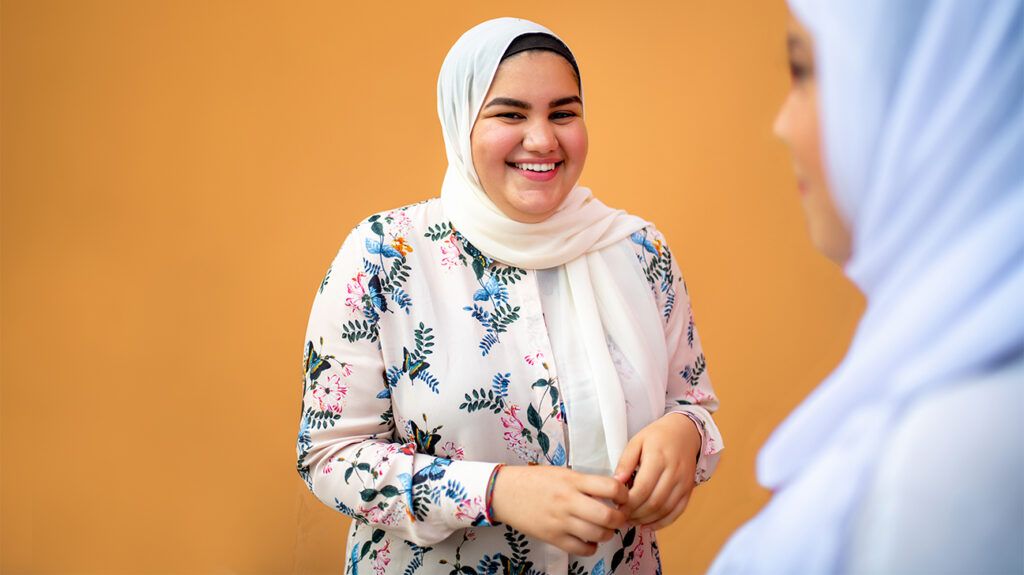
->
xmin=712 ymin=1 xmax=1023 ymax=572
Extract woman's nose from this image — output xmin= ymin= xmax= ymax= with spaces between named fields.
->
xmin=523 ymin=121 xmax=557 ymax=153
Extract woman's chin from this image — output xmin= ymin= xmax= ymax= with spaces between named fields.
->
xmin=509 ymin=191 xmax=569 ymax=221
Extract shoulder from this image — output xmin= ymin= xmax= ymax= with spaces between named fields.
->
xmin=623 ymin=222 xmax=682 ymax=290
xmin=346 ymin=198 xmax=444 ymax=238
xmin=849 ymin=356 xmax=1024 ymax=573
xmin=885 ymin=357 xmax=1024 ymax=476
xmin=335 ymin=198 xmax=446 ymax=254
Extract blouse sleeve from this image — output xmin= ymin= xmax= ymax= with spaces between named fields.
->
xmin=296 ymin=220 xmax=499 ymax=546
xmin=631 ymin=226 xmax=724 ymax=484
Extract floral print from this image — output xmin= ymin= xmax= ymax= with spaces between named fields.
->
xmin=297 ymin=199 xmax=722 ymax=574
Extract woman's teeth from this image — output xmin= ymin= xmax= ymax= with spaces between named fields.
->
xmin=512 ymin=162 xmax=558 ymax=172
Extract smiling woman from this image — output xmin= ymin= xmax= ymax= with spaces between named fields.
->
xmin=296 ymin=17 xmax=723 ymax=575
xmin=471 ymin=50 xmax=587 ymax=223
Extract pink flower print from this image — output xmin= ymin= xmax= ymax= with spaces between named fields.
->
xmin=500 ymin=404 xmax=536 ymax=463
xmin=438 ymin=236 xmax=460 ymax=270
xmin=437 ymin=233 xmax=463 ymax=270
xmin=683 ymin=387 xmax=713 ymax=405
xmin=386 ymin=209 xmax=413 ymax=237
xmin=704 ymin=435 xmax=718 ymax=457
xmin=454 ymin=495 xmax=486 ymax=523
xmin=524 ymin=352 xmax=545 ymax=366
xmin=502 ymin=430 xmax=534 ymax=463
xmin=362 ymin=503 xmax=403 ymax=527
xmin=629 ymin=529 xmax=646 ymax=574
xmin=312 ymin=373 xmax=348 ymax=415
xmin=372 ymin=539 xmax=392 ymax=574
xmin=345 ymin=272 xmax=367 ymax=314
xmin=500 ymin=404 xmax=525 ymax=432
xmin=441 ymin=441 xmax=465 ymax=461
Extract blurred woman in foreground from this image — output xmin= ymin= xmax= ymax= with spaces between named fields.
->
xmin=712 ymin=1 xmax=1023 ymax=572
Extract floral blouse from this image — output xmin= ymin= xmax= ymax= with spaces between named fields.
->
xmin=296 ymin=198 xmax=723 ymax=575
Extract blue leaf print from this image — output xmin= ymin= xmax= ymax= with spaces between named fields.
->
xmin=478 ymin=555 xmax=501 ymax=575
xmin=479 ymin=333 xmax=499 ymax=356
xmin=365 ymin=237 xmax=402 ymax=259
xmin=418 ymin=370 xmax=440 ymax=394
xmin=297 ymin=414 xmax=312 ymax=452
xmin=378 ymin=365 xmax=403 ymax=399
xmin=362 ymin=258 xmax=382 ymax=276
xmin=348 ymin=546 xmax=360 ymax=575
xmin=551 ymin=443 xmax=566 ymax=466
xmin=591 ymin=559 xmax=606 ymax=575
xmin=444 ymin=479 xmax=467 ymax=501
xmin=473 ymin=276 xmax=508 ymax=304
xmin=492 ymin=372 xmax=511 ymax=398
xmin=362 ymin=305 xmax=380 ymax=324
xmin=392 ymin=287 xmax=413 ymax=314
xmin=465 ymin=304 xmax=493 ymax=330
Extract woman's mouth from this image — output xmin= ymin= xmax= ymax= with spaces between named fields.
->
xmin=507 ymin=161 xmax=563 ymax=182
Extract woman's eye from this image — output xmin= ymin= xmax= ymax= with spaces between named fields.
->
xmin=497 ymin=112 xmax=525 ymax=120
xmin=788 ymin=61 xmax=813 ymax=83
xmin=550 ymin=111 xmax=577 ymax=121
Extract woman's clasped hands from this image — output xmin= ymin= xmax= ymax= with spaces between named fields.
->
xmin=490 ymin=413 xmax=701 ymax=555
xmin=615 ymin=412 xmax=702 ymax=531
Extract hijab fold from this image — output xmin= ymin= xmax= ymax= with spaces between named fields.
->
xmin=437 ymin=18 xmax=664 ymax=475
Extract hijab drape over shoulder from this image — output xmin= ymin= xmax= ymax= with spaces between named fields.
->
xmin=437 ymin=18 xmax=664 ymax=475
xmin=711 ymin=1 xmax=1023 ymax=572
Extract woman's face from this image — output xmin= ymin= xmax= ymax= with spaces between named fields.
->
xmin=471 ymin=50 xmax=587 ymax=223
xmin=773 ymin=15 xmax=852 ymax=265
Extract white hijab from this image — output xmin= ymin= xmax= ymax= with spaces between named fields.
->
xmin=437 ymin=18 xmax=666 ymax=475
xmin=712 ymin=1 xmax=1023 ymax=572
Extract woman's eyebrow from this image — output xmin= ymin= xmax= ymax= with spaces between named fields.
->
xmin=550 ymin=96 xmax=582 ymax=108
xmin=483 ymin=95 xmax=582 ymax=110
xmin=484 ymin=97 xmax=531 ymax=109
xmin=786 ymin=33 xmax=807 ymax=57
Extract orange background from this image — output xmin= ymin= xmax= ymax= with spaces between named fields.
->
xmin=1 ymin=1 xmax=864 ymax=573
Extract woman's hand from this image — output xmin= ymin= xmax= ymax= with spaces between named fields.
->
xmin=614 ymin=413 xmax=701 ymax=530
xmin=490 ymin=465 xmax=629 ymax=556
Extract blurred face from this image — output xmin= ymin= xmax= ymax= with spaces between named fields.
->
xmin=471 ymin=50 xmax=587 ymax=223
xmin=773 ymin=15 xmax=852 ymax=265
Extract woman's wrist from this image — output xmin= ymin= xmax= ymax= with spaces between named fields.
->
xmin=665 ymin=412 xmax=703 ymax=463
xmin=484 ymin=463 xmax=505 ymax=525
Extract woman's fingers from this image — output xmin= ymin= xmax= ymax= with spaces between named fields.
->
xmin=632 ymin=474 xmax=687 ymax=524
xmin=624 ymin=445 xmax=664 ymax=514
xmin=646 ymin=492 xmax=692 ymax=531
xmin=614 ymin=434 xmax=644 ymax=485
xmin=570 ymin=492 xmax=627 ymax=531
xmin=554 ymin=534 xmax=599 ymax=556
xmin=576 ymin=473 xmax=629 ymax=507
xmin=564 ymin=515 xmax=617 ymax=544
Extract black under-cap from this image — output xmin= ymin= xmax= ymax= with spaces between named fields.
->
xmin=500 ymin=33 xmax=581 ymax=90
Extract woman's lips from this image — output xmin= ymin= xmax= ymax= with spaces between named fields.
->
xmin=508 ymin=161 xmax=562 ymax=182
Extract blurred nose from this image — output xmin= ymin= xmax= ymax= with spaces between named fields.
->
xmin=523 ymin=120 xmax=557 ymax=153
xmin=772 ymin=93 xmax=792 ymax=142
